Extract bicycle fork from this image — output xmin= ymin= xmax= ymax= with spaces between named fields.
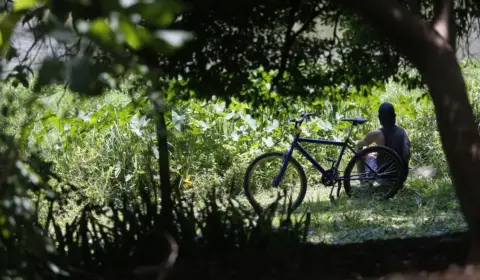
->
xmin=272 ymin=152 xmax=292 ymax=187
xmin=272 ymin=141 xmax=297 ymax=187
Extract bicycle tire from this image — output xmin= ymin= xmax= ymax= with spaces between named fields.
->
xmin=243 ymin=152 xmax=307 ymax=214
xmin=343 ymin=145 xmax=405 ymax=200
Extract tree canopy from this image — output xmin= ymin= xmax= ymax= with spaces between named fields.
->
xmin=1 ymin=0 xmax=478 ymax=104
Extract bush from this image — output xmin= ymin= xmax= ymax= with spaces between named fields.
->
xmin=0 ymin=134 xmax=65 ymax=279
xmin=43 ymin=174 xmax=311 ymax=279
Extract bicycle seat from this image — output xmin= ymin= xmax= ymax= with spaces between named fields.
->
xmin=340 ymin=117 xmax=367 ymax=125
xmin=301 ymin=113 xmax=315 ymax=118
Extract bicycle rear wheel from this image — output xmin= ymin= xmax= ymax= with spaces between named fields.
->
xmin=243 ymin=152 xmax=307 ymax=214
xmin=343 ymin=146 xmax=405 ymax=200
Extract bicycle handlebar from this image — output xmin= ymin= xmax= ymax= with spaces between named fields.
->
xmin=289 ymin=113 xmax=316 ymax=127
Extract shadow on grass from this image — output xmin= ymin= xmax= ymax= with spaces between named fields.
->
xmin=286 ymin=177 xmax=466 ymax=244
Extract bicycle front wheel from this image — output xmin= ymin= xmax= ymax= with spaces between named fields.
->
xmin=243 ymin=152 xmax=307 ymax=214
xmin=343 ymin=146 xmax=405 ymax=200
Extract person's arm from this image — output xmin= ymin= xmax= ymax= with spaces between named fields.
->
xmin=355 ymin=130 xmax=382 ymax=150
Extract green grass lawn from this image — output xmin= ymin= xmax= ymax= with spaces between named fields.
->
xmin=264 ymin=176 xmax=467 ymax=244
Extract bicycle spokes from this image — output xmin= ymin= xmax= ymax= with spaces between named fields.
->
xmin=272 ymin=160 xmax=289 ymax=186
xmin=245 ymin=155 xmax=303 ymax=212
xmin=349 ymin=149 xmax=401 ymax=198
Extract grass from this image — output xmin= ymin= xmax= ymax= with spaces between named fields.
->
xmin=233 ymin=144 xmax=464 ymax=245
xmin=274 ymin=175 xmax=466 ymax=244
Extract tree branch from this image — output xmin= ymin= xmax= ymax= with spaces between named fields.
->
xmin=270 ymin=3 xmax=300 ymax=90
xmin=336 ymin=0 xmax=447 ymax=72
xmin=432 ymin=0 xmax=456 ymax=48
xmin=271 ymin=3 xmax=320 ymax=91
xmin=328 ymin=9 xmax=342 ymax=65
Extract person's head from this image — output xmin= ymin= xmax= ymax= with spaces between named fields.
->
xmin=378 ymin=102 xmax=396 ymax=128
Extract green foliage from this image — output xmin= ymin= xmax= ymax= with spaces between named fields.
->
xmin=0 ymin=66 xmax=449 ymax=231
xmin=2 ymin=63 xmax=478 ymax=278
xmin=1 ymin=0 xmax=191 ymax=97
xmin=4 ymin=0 xmax=479 ymax=103
xmin=0 ymin=134 xmax=65 ymax=278
xmin=1 ymin=0 xmax=479 ymax=277
xmin=41 ymin=174 xmax=310 ymax=278
xmin=2 ymin=66 xmax=449 ymax=203
xmin=0 ymin=127 xmax=310 ymax=279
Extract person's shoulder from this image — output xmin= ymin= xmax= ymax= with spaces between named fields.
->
xmin=396 ymin=125 xmax=409 ymax=137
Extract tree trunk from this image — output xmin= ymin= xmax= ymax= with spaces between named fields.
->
xmin=339 ymin=0 xmax=480 ymax=263
xmin=149 ymin=89 xmax=174 ymax=231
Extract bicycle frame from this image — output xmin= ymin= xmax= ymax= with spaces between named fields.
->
xmin=273 ymin=122 xmax=378 ymax=186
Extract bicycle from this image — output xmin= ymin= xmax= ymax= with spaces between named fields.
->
xmin=243 ymin=113 xmax=406 ymax=214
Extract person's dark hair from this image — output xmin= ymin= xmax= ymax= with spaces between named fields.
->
xmin=378 ymin=102 xmax=396 ymax=128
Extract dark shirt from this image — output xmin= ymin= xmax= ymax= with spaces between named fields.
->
xmin=380 ymin=125 xmax=411 ymax=180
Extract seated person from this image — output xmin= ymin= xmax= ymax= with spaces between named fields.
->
xmin=355 ymin=102 xmax=411 ymax=184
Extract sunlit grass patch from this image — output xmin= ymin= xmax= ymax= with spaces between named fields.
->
xmin=255 ymin=176 xmax=466 ymax=244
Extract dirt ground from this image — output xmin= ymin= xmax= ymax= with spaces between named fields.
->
xmin=168 ymin=231 xmax=474 ymax=280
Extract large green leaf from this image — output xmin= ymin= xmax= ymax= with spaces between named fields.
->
xmin=13 ymin=0 xmax=39 ymax=11
xmin=119 ymin=17 xmax=151 ymax=50
xmin=126 ymin=1 xmax=183 ymax=27
xmin=83 ymin=17 xmax=122 ymax=54
xmin=0 ymin=12 xmax=23 ymax=53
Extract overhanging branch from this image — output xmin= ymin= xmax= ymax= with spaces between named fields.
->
xmin=270 ymin=2 xmax=300 ymax=90
xmin=336 ymin=0 xmax=447 ymax=71
xmin=328 ymin=9 xmax=343 ymax=65
xmin=271 ymin=3 xmax=320 ymax=91
xmin=432 ymin=0 xmax=456 ymax=48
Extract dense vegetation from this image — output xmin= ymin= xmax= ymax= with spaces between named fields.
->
xmin=3 ymin=0 xmax=480 ymax=278
xmin=3 ymin=63 xmax=480 ymax=249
